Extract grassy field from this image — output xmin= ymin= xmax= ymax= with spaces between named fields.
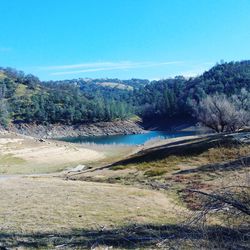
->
xmin=0 ymin=177 xmax=183 ymax=232
xmin=72 ymin=133 xmax=250 ymax=186
xmin=0 ymin=176 xmax=187 ymax=249
xmin=0 ymin=131 xmax=249 ymax=249
xmin=66 ymin=132 xmax=250 ymax=248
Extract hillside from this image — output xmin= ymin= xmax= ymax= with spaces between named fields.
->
xmin=0 ymin=131 xmax=249 ymax=249
xmin=0 ymin=60 xmax=250 ymax=131
xmin=0 ymin=68 xmax=133 ymax=127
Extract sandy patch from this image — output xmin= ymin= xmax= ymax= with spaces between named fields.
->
xmin=7 ymin=145 xmax=104 ymax=164
xmin=0 ymin=133 xmax=105 ymax=174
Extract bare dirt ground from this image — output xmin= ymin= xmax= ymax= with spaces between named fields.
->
xmin=0 ymin=131 xmax=137 ymax=174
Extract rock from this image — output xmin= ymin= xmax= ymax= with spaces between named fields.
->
xmin=68 ymin=165 xmax=85 ymax=173
xmin=9 ymin=120 xmax=146 ymax=139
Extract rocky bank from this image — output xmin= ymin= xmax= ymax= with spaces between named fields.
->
xmin=9 ymin=120 xmax=146 ymax=138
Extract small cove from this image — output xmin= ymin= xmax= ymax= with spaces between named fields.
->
xmin=59 ymin=130 xmax=197 ymax=145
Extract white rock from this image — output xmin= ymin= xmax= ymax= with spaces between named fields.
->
xmin=68 ymin=164 xmax=85 ymax=172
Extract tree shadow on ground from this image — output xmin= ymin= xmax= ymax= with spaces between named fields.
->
xmin=175 ymin=155 xmax=250 ymax=175
xmin=0 ymin=223 xmax=249 ymax=249
xmin=109 ymin=134 xmax=240 ymax=167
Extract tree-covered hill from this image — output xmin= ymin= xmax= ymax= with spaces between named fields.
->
xmin=183 ymin=60 xmax=250 ymax=102
xmin=0 ymin=68 xmax=133 ymax=126
xmin=0 ymin=60 xmax=249 ymax=127
xmin=133 ymin=61 xmax=250 ymax=119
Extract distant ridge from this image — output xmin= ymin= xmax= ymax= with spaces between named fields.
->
xmin=0 ymin=60 xmax=249 ymax=127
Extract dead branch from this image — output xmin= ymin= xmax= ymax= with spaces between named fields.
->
xmin=187 ymin=189 xmax=250 ymax=216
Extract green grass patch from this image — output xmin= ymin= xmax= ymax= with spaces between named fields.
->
xmin=111 ymin=164 xmax=130 ymax=170
xmin=0 ymin=71 xmax=6 ymax=79
xmin=144 ymin=168 xmax=167 ymax=177
xmin=0 ymin=154 xmax=26 ymax=165
xmin=110 ymin=155 xmax=186 ymax=178
xmin=15 ymin=84 xmax=27 ymax=96
xmin=136 ymin=155 xmax=185 ymax=172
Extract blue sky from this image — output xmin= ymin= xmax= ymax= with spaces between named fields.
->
xmin=0 ymin=0 xmax=249 ymax=80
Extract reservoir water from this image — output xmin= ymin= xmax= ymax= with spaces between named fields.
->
xmin=59 ymin=130 xmax=196 ymax=145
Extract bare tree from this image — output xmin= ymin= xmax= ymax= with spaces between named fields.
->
xmin=231 ymin=88 xmax=250 ymax=111
xmin=194 ymin=91 xmax=250 ymax=133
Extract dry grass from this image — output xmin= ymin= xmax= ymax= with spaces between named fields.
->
xmin=97 ymin=81 xmax=133 ymax=90
xmin=73 ymin=134 xmax=250 ymax=228
xmin=111 ymin=155 xmax=185 ymax=176
xmin=0 ymin=132 xmax=249 ymax=249
xmin=199 ymin=144 xmax=250 ymax=164
xmin=0 ymin=176 xmax=184 ymax=234
xmin=15 ymin=83 xmax=27 ymax=96
xmin=0 ymin=71 xmax=5 ymax=79
xmin=110 ymin=144 xmax=250 ymax=178
xmin=0 ymin=153 xmax=26 ymax=165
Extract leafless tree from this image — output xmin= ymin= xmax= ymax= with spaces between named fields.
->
xmin=232 ymin=88 xmax=250 ymax=111
xmin=194 ymin=90 xmax=250 ymax=133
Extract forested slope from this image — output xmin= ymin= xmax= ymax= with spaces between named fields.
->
xmin=0 ymin=60 xmax=249 ymax=127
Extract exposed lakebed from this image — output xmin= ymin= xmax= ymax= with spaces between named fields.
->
xmin=59 ymin=130 xmax=197 ymax=145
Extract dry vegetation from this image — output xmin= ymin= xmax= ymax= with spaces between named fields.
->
xmin=0 ymin=176 xmax=186 ymax=249
xmin=67 ymin=132 xmax=250 ymax=248
xmin=74 ymin=134 xmax=250 ymax=185
xmin=0 ymin=131 xmax=249 ymax=249
xmin=0 ymin=177 xmax=183 ymax=232
xmin=0 ymin=132 xmax=137 ymax=174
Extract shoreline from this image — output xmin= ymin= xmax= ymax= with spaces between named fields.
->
xmin=7 ymin=120 xmax=146 ymax=139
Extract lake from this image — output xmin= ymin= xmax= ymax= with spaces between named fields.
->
xmin=59 ymin=130 xmax=196 ymax=145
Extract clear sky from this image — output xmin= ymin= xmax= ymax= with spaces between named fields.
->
xmin=0 ymin=0 xmax=249 ymax=80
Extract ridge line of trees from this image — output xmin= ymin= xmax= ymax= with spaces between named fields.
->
xmin=0 ymin=60 xmax=249 ymax=130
